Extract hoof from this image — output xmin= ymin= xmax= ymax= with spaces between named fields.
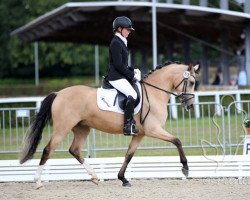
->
xmin=182 ymin=167 xmax=189 ymax=177
xmin=122 ymin=182 xmax=131 ymax=187
xmin=36 ymin=183 xmax=44 ymax=190
xmin=91 ymin=178 xmax=99 ymax=185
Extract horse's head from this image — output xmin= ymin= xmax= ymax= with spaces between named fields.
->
xmin=173 ymin=64 xmax=200 ymax=111
xmin=141 ymin=62 xmax=200 ymax=112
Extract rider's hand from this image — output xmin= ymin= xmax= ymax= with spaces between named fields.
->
xmin=134 ymin=68 xmax=141 ymax=81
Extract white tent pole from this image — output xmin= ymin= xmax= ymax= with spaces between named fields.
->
xmin=34 ymin=42 xmax=39 ymax=86
xmin=152 ymin=0 xmax=158 ymax=69
xmin=95 ymin=45 xmax=100 ymax=86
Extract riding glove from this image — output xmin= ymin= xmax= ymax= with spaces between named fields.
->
xmin=134 ymin=68 xmax=141 ymax=81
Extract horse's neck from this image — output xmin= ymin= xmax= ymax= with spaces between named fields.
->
xmin=141 ymin=66 xmax=181 ymax=126
xmin=144 ymin=68 xmax=174 ymax=107
xmin=147 ymin=68 xmax=173 ymax=88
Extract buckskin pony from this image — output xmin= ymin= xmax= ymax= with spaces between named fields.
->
xmin=20 ymin=62 xmax=200 ymax=189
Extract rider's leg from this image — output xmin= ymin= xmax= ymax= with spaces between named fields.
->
xmin=123 ymin=95 xmax=138 ymax=135
xmin=109 ymin=79 xmax=137 ymax=100
xmin=109 ymin=79 xmax=138 ymax=135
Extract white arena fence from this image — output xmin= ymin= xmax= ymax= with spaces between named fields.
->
xmin=1 ymin=156 xmax=250 ymax=182
xmin=0 ymin=90 xmax=250 ymax=157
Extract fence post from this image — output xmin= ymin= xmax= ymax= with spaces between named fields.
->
xmin=92 ymin=129 xmax=96 ymax=158
xmin=36 ymin=100 xmax=41 ymax=110
xmin=170 ymin=95 xmax=177 ymax=119
xmin=86 ymin=135 xmax=90 ymax=158
xmin=215 ymin=94 xmax=221 ymax=116
xmin=221 ymin=106 xmax=226 ymax=155
xmin=236 ymin=92 xmax=242 ymax=114
xmin=227 ymin=102 xmax=232 ymax=155
xmin=194 ymin=94 xmax=200 ymax=118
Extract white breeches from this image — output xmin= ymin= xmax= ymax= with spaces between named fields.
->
xmin=109 ymin=79 xmax=137 ymax=100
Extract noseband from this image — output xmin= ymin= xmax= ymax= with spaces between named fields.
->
xmin=174 ymin=71 xmax=195 ymax=105
xmin=140 ymin=70 xmax=195 ymax=124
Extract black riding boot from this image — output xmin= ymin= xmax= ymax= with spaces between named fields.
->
xmin=123 ymin=96 xmax=138 ymax=136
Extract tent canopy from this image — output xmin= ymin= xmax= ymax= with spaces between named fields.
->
xmin=11 ymin=2 xmax=250 ymax=52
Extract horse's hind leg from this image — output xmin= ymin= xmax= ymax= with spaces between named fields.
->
xmin=118 ymin=134 xmax=144 ymax=187
xmin=34 ymin=131 xmax=68 ymax=189
xmin=70 ymin=124 xmax=99 ymax=185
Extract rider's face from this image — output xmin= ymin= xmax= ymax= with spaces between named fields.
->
xmin=119 ymin=28 xmax=131 ymax=38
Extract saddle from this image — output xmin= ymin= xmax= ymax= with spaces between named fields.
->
xmin=96 ymin=78 xmax=142 ymax=114
xmin=102 ymin=78 xmax=140 ymax=110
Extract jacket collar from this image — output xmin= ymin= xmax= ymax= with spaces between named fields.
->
xmin=115 ymin=33 xmax=127 ymax=47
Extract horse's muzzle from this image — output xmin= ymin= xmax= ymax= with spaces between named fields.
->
xmin=186 ymin=104 xmax=193 ymax=110
xmin=179 ymin=93 xmax=195 ymax=111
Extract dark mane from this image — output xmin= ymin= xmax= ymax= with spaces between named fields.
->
xmin=143 ymin=61 xmax=183 ymax=79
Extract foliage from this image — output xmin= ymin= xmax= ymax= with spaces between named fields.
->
xmin=0 ymin=0 xmax=109 ymax=79
xmin=243 ymin=118 xmax=250 ymax=128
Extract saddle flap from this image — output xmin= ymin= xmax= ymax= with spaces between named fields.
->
xmin=99 ymin=88 xmax=117 ymax=107
xmin=97 ymin=82 xmax=142 ymax=115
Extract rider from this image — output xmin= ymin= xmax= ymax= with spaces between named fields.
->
xmin=105 ymin=16 xmax=141 ymax=136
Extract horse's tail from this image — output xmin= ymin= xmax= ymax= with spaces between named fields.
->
xmin=19 ymin=92 xmax=57 ymax=164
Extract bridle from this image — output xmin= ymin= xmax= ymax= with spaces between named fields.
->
xmin=139 ymin=70 xmax=196 ymax=124
xmin=173 ymin=71 xmax=196 ymax=104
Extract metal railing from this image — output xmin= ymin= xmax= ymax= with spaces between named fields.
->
xmin=1 ymin=100 xmax=249 ymax=157
xmin=227 ymin=100 xmax=250 ymax=155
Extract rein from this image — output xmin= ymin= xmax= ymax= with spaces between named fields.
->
xmin=141 ymin=81 xmax=177 ymax=96
xmin=139 ymin=74 xmax=195 ymax=124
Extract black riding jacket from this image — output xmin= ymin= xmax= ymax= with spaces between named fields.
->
xmin=105 ymin=35 xmax=135 ymax=83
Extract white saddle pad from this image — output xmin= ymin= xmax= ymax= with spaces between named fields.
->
xmin=97 ymin=82 xmax=142 ymax=114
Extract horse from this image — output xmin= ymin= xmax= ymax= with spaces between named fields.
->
xmin=20 ymin=62 xmax=200 ymax=189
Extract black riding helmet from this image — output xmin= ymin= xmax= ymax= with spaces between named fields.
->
xmin=113 ymin=16 xmax=135 ymax=32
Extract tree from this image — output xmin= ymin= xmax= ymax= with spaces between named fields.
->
xmin=0 ymin=0 xmax=108 ymax=79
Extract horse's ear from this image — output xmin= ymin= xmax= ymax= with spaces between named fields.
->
xmin=194 ymin=64 xmax=200 ymax=74
xmin=188 ymin=64 xmax=192 ymax=71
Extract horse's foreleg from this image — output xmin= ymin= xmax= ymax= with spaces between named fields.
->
xmin=70 ymin=125 xmax=99 ymax=185
xmin=172 ymin=137 xmax=189 ymax=177
xmin=118 ymin=134 xmax=144 ymax=187
xmin=145 ymin=127 xmax=189 ymax=177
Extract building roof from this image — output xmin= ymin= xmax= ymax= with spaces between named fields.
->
xmin=11 ymin=1 xmax=250 ymax=51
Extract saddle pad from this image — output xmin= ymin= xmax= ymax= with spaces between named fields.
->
xmin=97 ymin=82 xmax=142 ymax=114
